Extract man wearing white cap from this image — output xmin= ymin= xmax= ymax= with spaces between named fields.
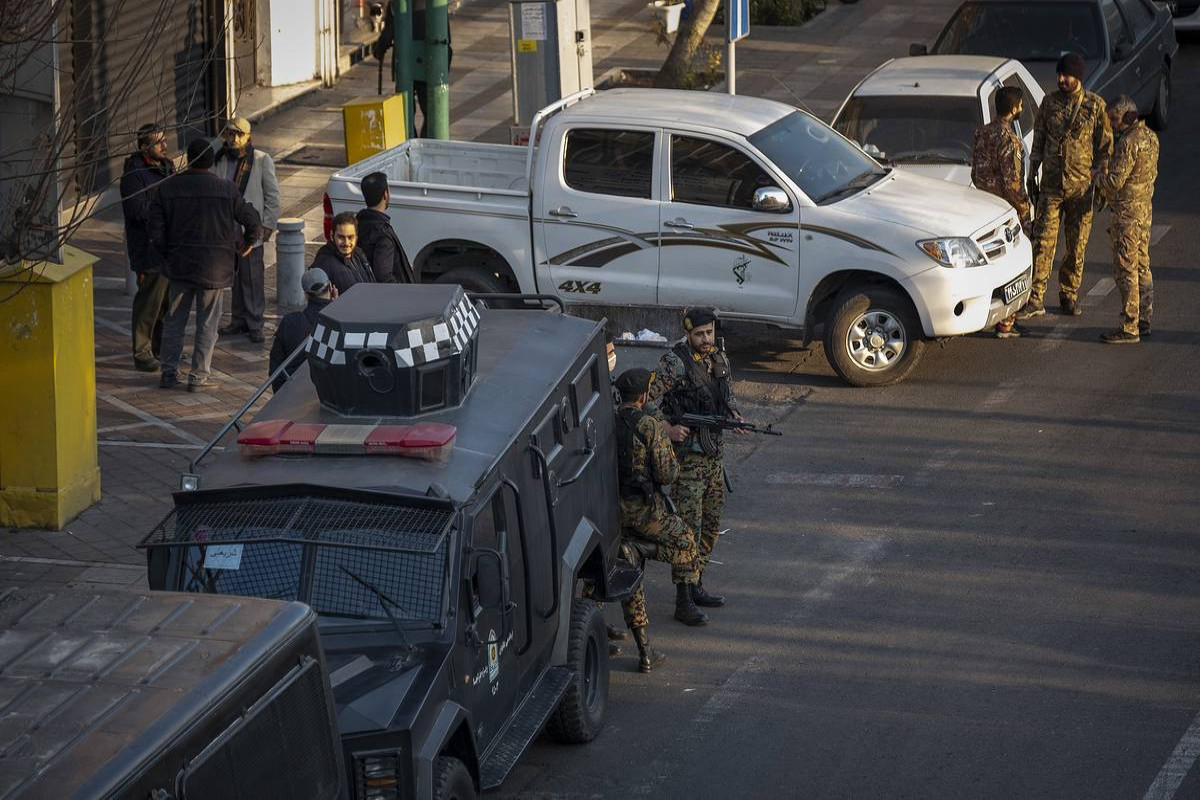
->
xmin=214 ymin=116 xmax=280 ymax=343
xmin=268 ymin=268 xmax=337 ymax=391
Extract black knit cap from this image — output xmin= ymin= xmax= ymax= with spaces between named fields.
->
xmin=1056 ymin=52 xmax=1086 ymax=82
xmin=683 ymin=306 xmax=718 ymax=331
xmin=361 ymin=171 xmax=389 ymax=207
xmin=186 ymin=137 xmax=215 ymax=169
xmin=614 ymin=368 xmax=653 ymax=397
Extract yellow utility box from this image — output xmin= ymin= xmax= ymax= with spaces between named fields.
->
xmin=343 ymin=95 xmax=407 ymax=165
xmin=0 ymin=247 xmax=101 ymax=529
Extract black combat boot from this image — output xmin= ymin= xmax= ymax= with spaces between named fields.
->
xmin=606 ymin=622 xmax=626 ymax=656
xmin=691 ymin=576 xmax=725 ymax=608
xmin=632 ymin=627 xmax=666 ymax=673
xmin=674 ymin=583 xmax=709 ymax=626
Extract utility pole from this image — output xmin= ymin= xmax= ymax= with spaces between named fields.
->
xmin=393 ymin=0 xmax=415 ymax=139
xmin=425 ymin=0 xmax=450 ymax=139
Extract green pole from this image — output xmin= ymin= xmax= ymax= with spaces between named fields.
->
xmin=425 ymin=0 xmax=450 ymax=140
xmin=393 ymin=0 xmax=415 ymax=140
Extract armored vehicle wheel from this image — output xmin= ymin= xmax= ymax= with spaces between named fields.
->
xmin=436 ymin=266 xmax=508 ymax=294
xmin=824 ymin=285 xmax=926 ymax=387
xmin=433 ymin=756 xmax=476 ymax=800
xmin=546 ymin=598 xmax=609 ymax=743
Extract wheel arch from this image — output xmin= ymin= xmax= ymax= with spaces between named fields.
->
xmin=416 ymin=702 xmax=481 ymax=797
xmin=804 ymin=269 xmax=920 ymax=343
xmin=414 ymin=239 xmax=521 ymax=290
xmin=552 ymin=518 xmax=604 ymax=665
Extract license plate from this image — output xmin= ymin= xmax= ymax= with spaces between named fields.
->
xmin=1003 ymin=275 xmax=1030 ymax=304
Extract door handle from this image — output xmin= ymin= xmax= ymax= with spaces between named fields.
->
xmin=549 ymin=206 xmax=578 ymax=218
xmin=664 ymin=219 xmax=694 ymax=229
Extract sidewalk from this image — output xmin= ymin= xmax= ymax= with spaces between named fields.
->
xmin=0 ymin=0 xmax=959 ymax=589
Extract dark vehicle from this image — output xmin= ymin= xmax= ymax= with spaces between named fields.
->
xmin=140 ymin=284 xmax=639 ymax=800
xmin=0 ymin=587 xmax=344 ymax=799
xmin=910 ymin=0 xmax=1178 ymax=129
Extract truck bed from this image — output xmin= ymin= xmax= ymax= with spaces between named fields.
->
xmin=333 ymin=139 xmax=530 ymax=194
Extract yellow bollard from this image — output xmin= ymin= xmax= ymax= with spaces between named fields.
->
xmin=343 ymin=95 xmax=407 ymax=165
xmin=0 ymin=246 xmax=101 ymax=529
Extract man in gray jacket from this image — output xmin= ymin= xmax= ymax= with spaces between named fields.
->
xmin=214 ymin=116 xmax=280 ymax=344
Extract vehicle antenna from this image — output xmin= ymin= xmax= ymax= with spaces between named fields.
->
xmin=770 ymin=75 xmax=815 ymax=115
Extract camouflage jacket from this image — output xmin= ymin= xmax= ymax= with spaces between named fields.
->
xmin=1096 ymin=121 xmax=1159 ymax=220
xmin=971 ymin=119 xmax=1031 ymax=229
xmin=1031 ymin=88 xmax=1112 ymax=198
xmin=617 ymin=402 xmax=679 ymax=527
xmin=646 ymin=342 xmax=737 ymax=457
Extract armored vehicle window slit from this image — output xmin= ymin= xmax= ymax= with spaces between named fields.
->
xmin=419 ymin=363 xmax=448 ymax=412
xmin=569 ymin=354 xmax=601 ymax=425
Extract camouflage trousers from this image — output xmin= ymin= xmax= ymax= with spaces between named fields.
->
xmin=619 ymin=501 xmax=702 ymax=630
xmin=673 ymin=451 xmax=725 ymax=571
xmin=1030 ymin=192 xmax=1095 ymax=307
xmin=1110 ymin=207 xmax=1154 ymax=335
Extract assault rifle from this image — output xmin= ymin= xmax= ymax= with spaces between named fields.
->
xmin=668 ymin=412 xmax=782 ymax=438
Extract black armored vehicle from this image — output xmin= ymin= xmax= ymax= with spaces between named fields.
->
xmin=141 ymin=285 xmax=639 ymax=799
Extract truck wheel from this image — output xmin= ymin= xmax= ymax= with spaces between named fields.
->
xmin=1149 ymin=69 xmax=1170 ymax=131
xmin=435 ymin=266 xmax=508 ymax=294
xmin=823 ymin=286 xmax=926 ymax=387
xmin=433 ymin=756 xmax=476 ymax=800
xmin=546 ymin=598 xmax=609 ymax=743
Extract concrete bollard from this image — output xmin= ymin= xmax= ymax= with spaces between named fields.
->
xmin=275 ymin=217 xmax=306 ymax=311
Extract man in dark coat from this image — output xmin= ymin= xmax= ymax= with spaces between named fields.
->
xmin=311 ymin=211 xmax=374 ymax=294
xmin=120 ymin=123 xmax=176 ymax=371
xmin=150 ymin=138 xmax=261 ymax=391
xmin=268 ymin=268 xmax=336 ymax=391
xmin=356 ymin=172 xmax=416 ymax=284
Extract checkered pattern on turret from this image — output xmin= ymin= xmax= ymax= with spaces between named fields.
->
xmin=306 ymin=294 xmax=480 ymax=367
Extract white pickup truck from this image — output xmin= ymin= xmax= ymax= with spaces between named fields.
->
xmin=325 ymin=88 xmax=1032 ymax=386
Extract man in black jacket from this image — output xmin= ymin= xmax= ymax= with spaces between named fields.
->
xmin=268 ymin=268 xmax=336 ymax=391
xmin=120 ymin=123 xmax=176 ymax=372
xmin=356 ymin=172 xmax=416 ymax=284
xmin=150 ymin=138 xmax=261 ymax=392
xmin=311 ymin=211 xmax=375 ymax=294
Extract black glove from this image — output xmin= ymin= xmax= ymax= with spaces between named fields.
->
xmin=1026 ymin=177 xmax=1039 ymax=208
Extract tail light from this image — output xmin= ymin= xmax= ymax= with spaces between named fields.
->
xmin=237 ymin=420 xmax=456 ymax=461
xmin=323 ymin=192 xmax=333 ymax=242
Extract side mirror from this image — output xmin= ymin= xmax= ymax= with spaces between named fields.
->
xmin=1113 ymin=41 xmax=1132 ymax=61
xmin=472 ymin=549 xmax=508 ymax=611
xmin=752 ymin=186 xmax=792 ymax=213
xmin=909 ymin=43 xmax=928 ymax=56
xmin=862 ymin=143 xmax=885 ymax=160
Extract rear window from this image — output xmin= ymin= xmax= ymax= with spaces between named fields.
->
xmin=933 ymin=2 xmax=1104 ymax=61
xmin=563 ymin=129 xmax=655 ymax=199
xmin=833 ymin=96 xmax=981 ymax=165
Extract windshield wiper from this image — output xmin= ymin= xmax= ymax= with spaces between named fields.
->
xmin=814 ymin=170 xmax=885 ymax=204
xmin=339 ymin=564 xmax=416 ymax=652
xmin=889 ymin=150 xmax=969 ymax=165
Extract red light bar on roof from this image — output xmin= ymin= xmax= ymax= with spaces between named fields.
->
xmin=237 ymin=420 xmax=456 ymax=461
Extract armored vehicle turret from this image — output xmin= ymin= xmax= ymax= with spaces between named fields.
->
xmin=141 ymin=285 xmax=640 ymax=800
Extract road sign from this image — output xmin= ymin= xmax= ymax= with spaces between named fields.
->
xmin=727 ymin=0 xmax=748 ymax=42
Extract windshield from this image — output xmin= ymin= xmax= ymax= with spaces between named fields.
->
xmin=160 ymin=493 xmax=454 ymax=622
xmin=833 ymin=96 xmax=982 ymax=165
xmin=932 ymin=2 xmax=1103 ymax=61
xmin=748 ymin=110 xmax=888 ymax=205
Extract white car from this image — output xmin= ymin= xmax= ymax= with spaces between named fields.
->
xmin=832 ymin=56 xmax=1045 ymax=185
xmin=326 ymin=89 xmax=1031 ymax=386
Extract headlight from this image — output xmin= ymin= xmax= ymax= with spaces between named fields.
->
xmin=918 ymin=237 xmax=988 ymax=268
xmin=355 ymin=751 xmax=402 ymax=799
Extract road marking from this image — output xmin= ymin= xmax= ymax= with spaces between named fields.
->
xmin=1150 ymin=225 xmax=1171 ymax=246
xmin=1036 ymin=323 xmax=1072 ymax=353
xmin=97 ymin=393 xmax=206 ymax=446
xmin=93 ymin=314 xmax=132 ymax=336
xmin=1143 ymin=708 xmax=1200 ymax=800
xmin=980 ymin=381 xmax=1019 ymax=408
xmin=1088 ymin=277 xmax=1116 ymax=298
xmin=765 ymin=472 xmax=903 ymax=489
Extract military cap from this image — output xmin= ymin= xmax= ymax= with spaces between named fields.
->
xmin=683 ymin=306 xmax=718 ymax=331
xmin=614 ymin=368 xmax=654 ymax=397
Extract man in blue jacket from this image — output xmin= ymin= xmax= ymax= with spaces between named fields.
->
xmin=119 ymin=123 xmax=176 ymax=371
xmin=150 ymin=138 xmax=261 ymax=392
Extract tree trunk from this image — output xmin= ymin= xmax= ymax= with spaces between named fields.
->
xmin=653 ymin=0 xmax=723 ymax=88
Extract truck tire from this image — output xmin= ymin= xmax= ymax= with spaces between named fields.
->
xmin=433 ymin=756 xmax=476 ymax=800
xmin=823 ymin=286 xmax=926 ymax=387
xmin=546 ymin=598 xmax=609 ymax=743
xmin=435 ymin=266 xmax=508 ymax=294
xmin=1149 ymin=69 xmax=1170 ymax=131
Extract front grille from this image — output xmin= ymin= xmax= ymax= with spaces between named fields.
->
xmin=975 ymin=215 xmax=1022 ymax=263
xmin=182 ymin=657 xmax=342 ymax=799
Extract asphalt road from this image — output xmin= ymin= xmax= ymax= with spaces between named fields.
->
xmin=498 ymin=41 xmax=1200 ymax=800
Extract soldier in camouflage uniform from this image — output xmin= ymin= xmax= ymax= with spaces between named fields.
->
xmin=1019 ymin=52 xmax=1112 ymax=319
xmin=614 ymin=368 xmax=707 ymax=673
xmin=647 ymin=307 xmax=742 ymax=611
xmin=972 ymin=85 xmax=1033 ymax=339
xmin=1095 ymin=95 xmax=1159 ymax=344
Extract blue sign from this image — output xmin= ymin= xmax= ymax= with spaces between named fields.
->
xmin=727 ymin=0 xmax=749 ymax=42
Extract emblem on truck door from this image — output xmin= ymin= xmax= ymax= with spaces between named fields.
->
xmin=732 ymin=257 xmax=749 ymax=286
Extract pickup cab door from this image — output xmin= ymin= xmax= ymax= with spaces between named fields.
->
xmin=535 ymin=126 xmax=661 ymax=305
xmin=657 ymin=133 xmax=800 ymax=319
